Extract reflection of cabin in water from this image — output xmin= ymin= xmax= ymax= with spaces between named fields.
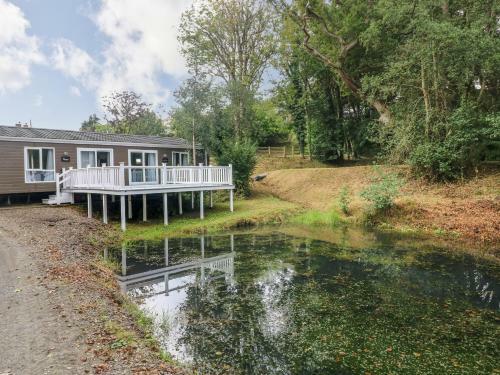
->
xmin=110 ymin=236 xmax=235 ymax=296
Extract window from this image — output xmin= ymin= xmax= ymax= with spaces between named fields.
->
xmin=172 ymin=151 xmax=189 ymax=166
xmin=77 ymin=148 xmax=113 ymax=168
xmin=128 ymin=150 xmax=158 ymax=183
xmin=24 ymin=147 xmax=55 ymax=183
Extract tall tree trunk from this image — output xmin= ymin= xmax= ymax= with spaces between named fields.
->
xmin=421 ymin=62 xmax=431 ymax=138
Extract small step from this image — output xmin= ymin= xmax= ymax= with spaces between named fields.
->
xmin=42 ymin=192 xmax=74 ymax=205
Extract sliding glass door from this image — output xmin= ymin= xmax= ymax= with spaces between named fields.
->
xmin=129 ymin=150 xmax=158 ymax=184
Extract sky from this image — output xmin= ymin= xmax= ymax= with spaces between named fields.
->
xmin=0 ymin=0 xmax=193 ymax=130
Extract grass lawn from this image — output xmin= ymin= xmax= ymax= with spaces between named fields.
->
xmin=120 ymin=193 xmax=300 ymax=241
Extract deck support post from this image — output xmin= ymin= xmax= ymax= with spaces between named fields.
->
xmin=6 ymin=196 xmax=11 ymax=205
xmin=210 ymin=191 xmax=213 ymax=208
xmin=163 ymin=193 xmax=168 ymax=226
xmin=229 ymin=189 xmax=234 ymax=212
xmin=178 ymin=193 xmax=183 ymax=215
xmin=191 ymin=192 xmax=195 ymax=209
xmin=164 ymin=238 xmax=169 ymax=266
xmin=200 ymin=191 xmax=204 ymax=219
xmin=120 ymin=195 xmax=126 ymax=231
xmin=70 ymin=193 xmax=74 ymax=204
xmin=127 ymin=195 xmax=132 ymax=219
xmin=121 ymin=243 xmax=127 ymax=277
xmin=87 ymin=193 xmax=92 ymax=218
xmin=102 ymin=194 xmax=108 ymax=224
xmin=142 ymin=194 xmax=147 ymax=222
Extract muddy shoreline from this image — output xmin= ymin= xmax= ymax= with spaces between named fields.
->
xmin=0 ymin=205 xmax=182 ymax=374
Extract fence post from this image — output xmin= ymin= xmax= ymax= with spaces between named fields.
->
xmin=119 ymin=162 xmax=125 ymax=187
xmin=86 ymin=165 xmax=90 ymax=188
xmin=199 ymin=163 xmax=203 ymax=184
xmin=55 ymin=172 xmax=60 ymax=203
xmin=102 ymin=163 xmax=106 ymax=188
xmin=292 ymin=144 xmax=294 ymax=157
xmin=162 ymin=163 xmax=167 ymax=185
xmin=68 ymin=167 xmax=73 ymax=189
xmin=268 ymin=146 xmax=271 ymax=156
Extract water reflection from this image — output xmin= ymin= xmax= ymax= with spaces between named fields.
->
xmin=106 ymin=231 xmax=500 ymax=374
xmin=115 ymin=236 xmax=235 ymax=294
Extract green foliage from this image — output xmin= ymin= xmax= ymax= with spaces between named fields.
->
xmin=292 ymin=209 xmax=343 ymax=226
xmin=407 ymin=104 xmax=500 ymax=181
xmin=102 ymin=91 xmax=165 ymax=136
xmin=338 ymin=186 xmax=351 ymax=215
xmin=179 ymin=0 xmax=277 ymax=139
xmin=272 ymin=0 xmax=500 ymax=180
xmin=80 ymin=114 xmax=103 ymax=132
xmin=217 ymin=141 xmax=257 ymax=196
xmin=82 ymin=91 xmax=165 ymax=136
xmin=360 ymin=167 xmax=403 ymax=213
xmin=251 ymin=99 xmax=289 ymax=145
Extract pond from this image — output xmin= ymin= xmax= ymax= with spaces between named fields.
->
xmin=106 ymin=226 xmax=500 ymax=374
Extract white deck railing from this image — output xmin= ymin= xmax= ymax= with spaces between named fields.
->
xmin=58 ymin=163 xmax=233 ymax=191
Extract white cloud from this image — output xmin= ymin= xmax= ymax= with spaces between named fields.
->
xmin=34 ymin=94 xmax=43 ymax=107
xmin=0 ymin=0 xmax=44 ymax=93
xmin=70 ymin=85 xmax=82 ymax=97
xmin=51 ymin=38 xmax=97 ymax=89
xmin=92 ymin=0 xmax=192 ymax=105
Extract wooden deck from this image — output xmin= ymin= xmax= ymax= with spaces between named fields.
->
xmin=54 ymin=164 xmax=235 ymax=231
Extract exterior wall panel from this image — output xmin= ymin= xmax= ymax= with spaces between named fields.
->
xmin=0 ymin=140 xmax=201 ymax=195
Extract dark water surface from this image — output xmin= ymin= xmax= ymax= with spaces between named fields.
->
xmin=107 ymin=227 xmax=500 ymax=374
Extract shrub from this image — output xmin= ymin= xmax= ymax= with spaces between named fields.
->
xmin=217 ymin=140 xmax=257 ymax=196
xmin=408 ymin=105 xmax=500 ymax=181
xmin=360 ymin=167 xmax=403 ymax=213
xmin=338 ymin=186 xmax=351 ymax=215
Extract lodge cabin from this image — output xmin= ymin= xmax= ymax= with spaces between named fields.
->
xmin=0 ymin=125 xmax=235 ymax=230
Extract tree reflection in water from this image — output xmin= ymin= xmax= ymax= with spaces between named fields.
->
xmin=107 ymin=231 xmax=499 ymax=374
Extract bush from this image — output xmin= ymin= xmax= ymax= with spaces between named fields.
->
xmin=338 ymin=186 xmax=351 ymax=215
xmin=360 ymin=167 xmax=403 ymax=213
xmin=217 ymin=140 xmax=257 ymax=196
xmin=408 ymin=105 xmax=499 ymax=181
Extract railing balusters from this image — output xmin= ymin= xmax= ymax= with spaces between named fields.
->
xmin=62 ymin=165 xmax=232 ymax=190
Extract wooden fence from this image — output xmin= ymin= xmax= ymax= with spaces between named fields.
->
xmin=257 ymin=146 xmax=310 ymax=158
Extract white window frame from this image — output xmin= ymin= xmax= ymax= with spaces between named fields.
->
xmin=24 ymin=146 xmax=56 ymax=183
xmin=128 ymin=149 xmax=158 ymax=184
xmin=77 ymin=148 xmax=114 ymax=168
xmin=172 ymin=151 xmax=190 ymax=166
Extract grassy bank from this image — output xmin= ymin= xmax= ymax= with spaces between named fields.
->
xmin=254 ymin=164 xmax=500 ymax=245
xmin=121 ymin=193 xmax=300 ymax=241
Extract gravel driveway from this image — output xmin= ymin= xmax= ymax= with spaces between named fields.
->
xmin=0 ymin=205 xmax=180 ymax=375
xmin=0 ymin=207 xmax=93 ymax=374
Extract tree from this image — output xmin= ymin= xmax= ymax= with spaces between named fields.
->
xmin=273 ymin=0 xmax=393 ymax=124
xmin=101 ymin=91 xmax=165 ymax=136
xmin=179 ymin=0 xmax=278 ymax=138
xmin=273 ymin=0 xmax=499 ymax=179
xmin=275 ymin=16 xmax=376 ymax=161
xmin=80 ymin=114 xmax=102 ymax=132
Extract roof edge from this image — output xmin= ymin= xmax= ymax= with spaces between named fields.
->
xmin=0 ymin=136 xmax=203 ymax=149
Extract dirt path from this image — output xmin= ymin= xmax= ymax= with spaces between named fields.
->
xmin=0 ymin=206 xmax=181 ymax=374
xmin=0 ymin=220 xmax=93 ymax=374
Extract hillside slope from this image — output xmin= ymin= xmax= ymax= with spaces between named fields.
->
xmin=253 ymin=166 xmax=500 ymax=245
